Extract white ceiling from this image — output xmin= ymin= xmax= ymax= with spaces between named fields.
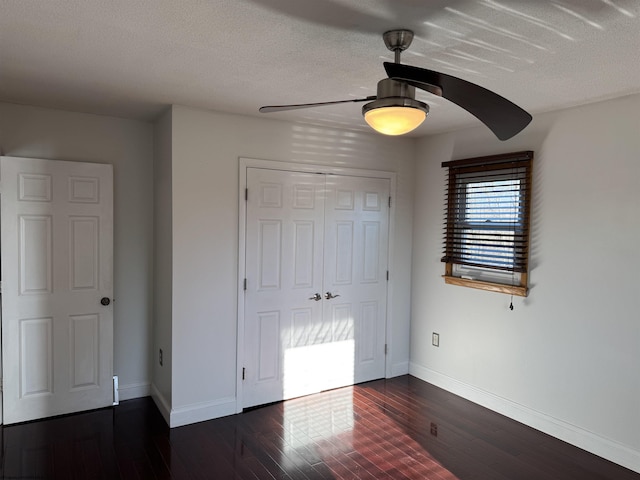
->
xmin=1 ymin=0 xmax=639 ymax=137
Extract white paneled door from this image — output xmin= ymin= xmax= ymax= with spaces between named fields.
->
xmin=243 ymin=168 xmax=389 ymax=408
xmin=323 ymin=175 xmax=389 ymax=388
xmin=1 ymin=157 xmax=114 ymax=424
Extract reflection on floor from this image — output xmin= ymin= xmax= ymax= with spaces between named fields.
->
xmin=1 ymin=375 xmax=638 ymax=479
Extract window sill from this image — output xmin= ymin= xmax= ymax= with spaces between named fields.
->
xmin=442 ymin=275 xmax=528 ymax=297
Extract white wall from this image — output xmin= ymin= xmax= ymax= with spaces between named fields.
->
xmin=410 ymin=94 xmax=640 ymax=472
xmin=161 ymin=105 xmax=416 ymax=426
xmin=0 ymin=102 xmax=154 ymax=400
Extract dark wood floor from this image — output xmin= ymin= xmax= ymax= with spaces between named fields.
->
xmin=1 ymin=376 xmax=638 ymax=479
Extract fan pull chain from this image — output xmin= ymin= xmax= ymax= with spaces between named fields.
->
xmin=509 ymin=294 xmax=514 ymax=311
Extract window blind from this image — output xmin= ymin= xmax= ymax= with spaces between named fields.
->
xmin=442 ymin=151 xmax=533 ymax=274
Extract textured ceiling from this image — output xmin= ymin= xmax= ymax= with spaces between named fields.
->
xmin=1 ymin=0 xmax=639 ymax=137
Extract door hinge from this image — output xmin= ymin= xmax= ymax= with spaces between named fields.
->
xmin=245 ymin=188 xmax=248 ymax=201
xmin=242 ymin=367 xmax=246 ymax=380
xmin=243 ymin=278 xmax=247 ymax=291
xmin=388 ymin=196 xmax=392 ymax=208
xmin=384 ymin=344 xmax=388 ymax=355
xmin=386 ymin=270 xmax=389 ymax=281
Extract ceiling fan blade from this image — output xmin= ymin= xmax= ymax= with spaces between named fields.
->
xmin=260 ymin=96 xmax=376 ymax=113
xmin=384 ymin=62 xmax=532 ymax=140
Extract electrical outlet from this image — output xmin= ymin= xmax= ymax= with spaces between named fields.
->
xmin=432 ymin=332 xmax=439 ymax=347
xmin=159 ymin=348 xmax=163 ymax=366
xmin=430 ymin=422 xmax=438 ymax=436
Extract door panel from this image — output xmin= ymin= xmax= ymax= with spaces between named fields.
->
xmin=244 ymin=168 xmax=390 ymax=408
xmin=2 ymin=156 xmax=114 ymax=424
xmin=69 ymin=313 xmax=100 ymax=390
xmin=69 ymin=217 xmax=100 ymax=290
xmin=257 ymin=220 xmax=282 ymax=289
xmin=293 ymin=221 xmax=315 ymax=287
xmin=334 ymin=221 xmax=354 ymax=284
xmin=19 ymin=215 xmax=54 ymax=294
xmin=20 ymin=317 xmax=53 ymax=397
xmin=257 ymin=311 xmax=280 ymax=382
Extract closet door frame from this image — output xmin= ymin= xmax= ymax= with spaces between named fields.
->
xmin=236 ymin=157 xmax=396 ymax=413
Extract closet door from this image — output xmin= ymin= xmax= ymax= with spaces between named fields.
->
xmin=244 ymin=168 xmax=326 ymax=408
xmin=243 ymin=168 xmax=390 ymax=409
xmin=323 ymin=175 xmax=390 ymax=388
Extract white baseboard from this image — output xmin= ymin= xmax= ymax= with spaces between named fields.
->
xmin=150 ymin=383 xmax=172 ymax=426
xmin=409 ymin=362 xmax=640 ymax=474
xmin=169 ymin=396 xmax=236 ymax=428
xmin=117 ymin=381 xmax=151 ymax=401
xmin=148 ymin=386 xmax=241 ymax=428
xmin=390 ymin=361 xmax=409 ymax=377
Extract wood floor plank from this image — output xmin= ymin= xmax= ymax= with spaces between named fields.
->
xmin=0 ymin=376 xmax=638 ymax=479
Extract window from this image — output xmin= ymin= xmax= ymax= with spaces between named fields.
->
xmin=441 ymin=151 xmax=533 ymax=296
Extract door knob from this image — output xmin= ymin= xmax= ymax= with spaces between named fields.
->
xmin=325 ymin=292 xmax=340 ymax=300
xmin=100 ymin=297 xmax=111 ymax=306
xmin=308 ymin=293 xmax=322 ymax=301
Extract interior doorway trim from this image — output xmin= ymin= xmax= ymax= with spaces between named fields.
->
xmin=236 ymin=157 xmax=397 ymax=413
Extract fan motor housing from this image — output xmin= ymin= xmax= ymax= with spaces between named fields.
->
xmin=362 ymin=79 xmax=429 ymax=116
xmin=376 ymin=78 xmax=415 ymax=100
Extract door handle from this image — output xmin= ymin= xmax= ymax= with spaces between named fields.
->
xmin=324 ymin=292 xmax=340 ymax=300
xmin=309 ymin=293 xmax=322 ymax=301
xmin=100 ymin=297 xmax=112 ymax=306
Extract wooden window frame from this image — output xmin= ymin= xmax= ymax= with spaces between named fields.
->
xmin=441 ymin=151 xmax=533 ymax=297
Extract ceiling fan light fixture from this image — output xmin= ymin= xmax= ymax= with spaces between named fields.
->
xmin=362 ymin=98 xmax=429 ymax=136
xmin=260 ymin=29 xmax=531 ymax=140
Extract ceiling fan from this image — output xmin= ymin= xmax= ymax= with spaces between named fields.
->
xmin=259 ymin=29 xmax=532 ymax=140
